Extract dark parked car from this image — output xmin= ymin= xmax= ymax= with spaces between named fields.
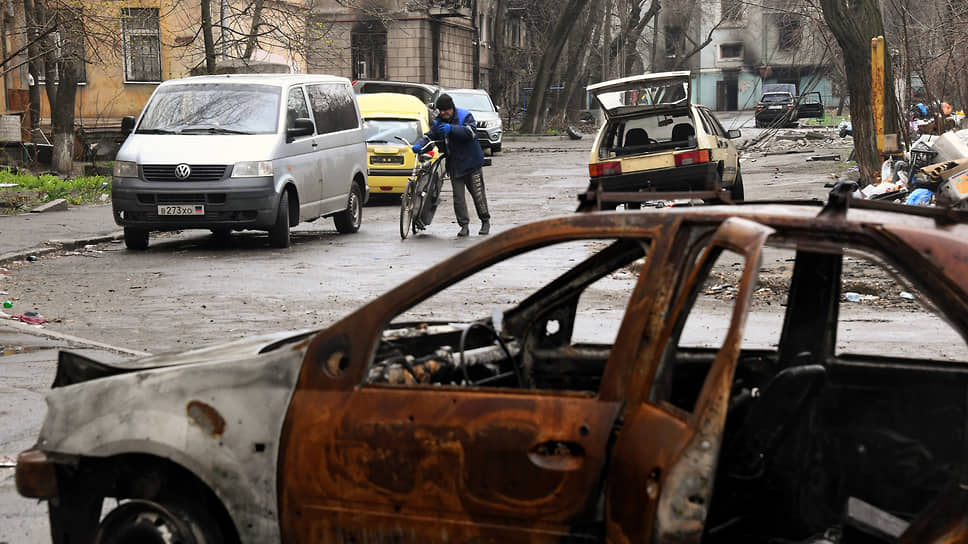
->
xmin=754 ymin=91 xmax=798 ymax=127
xmin=17 ymin=187 xmax=968 ymax=543
xmin=796 ymin=91 xmax=825 ymax=119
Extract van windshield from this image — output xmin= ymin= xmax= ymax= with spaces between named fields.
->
xmin=138 ymin=84 xmax=281 ymax=135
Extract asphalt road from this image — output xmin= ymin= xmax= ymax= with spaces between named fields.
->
xmin=0 ymin=121 xmax=854 ymax=542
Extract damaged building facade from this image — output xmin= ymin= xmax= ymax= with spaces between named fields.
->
xmin=653 ymin=0 xmax=835 ymax=111
xmin=306 ymin=0 xmax=493 ymax=89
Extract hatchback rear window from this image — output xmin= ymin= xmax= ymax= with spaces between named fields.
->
xmin=761 ymin=93 xmax=793 ymax=104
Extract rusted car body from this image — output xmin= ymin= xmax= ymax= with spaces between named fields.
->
xmin=16 ymin=192 xmax=968 ymax=543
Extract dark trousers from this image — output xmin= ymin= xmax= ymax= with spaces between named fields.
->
xmin=451 ymin=168 xmax=490 ymax=226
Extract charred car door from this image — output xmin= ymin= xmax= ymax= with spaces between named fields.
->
xmin=604 ymin=217 xmax=774 ymax=543
xmin=279 ymin=230 xmax=659 ymax=543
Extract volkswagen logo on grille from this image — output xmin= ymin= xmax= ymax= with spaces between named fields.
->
xmin=174 ymin=163 xmax=192 ymax=180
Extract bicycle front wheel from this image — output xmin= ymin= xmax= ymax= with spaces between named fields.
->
xmin=400 ymin=180 xmax=415 ymax=239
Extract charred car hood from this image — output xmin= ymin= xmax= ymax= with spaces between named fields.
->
xmin=53 ymin=328 xmax=317 ymax=388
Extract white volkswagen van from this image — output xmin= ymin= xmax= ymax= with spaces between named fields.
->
xmin=112 ymin=74 xmax=369 ymax=249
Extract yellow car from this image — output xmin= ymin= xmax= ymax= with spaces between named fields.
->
xmin=358 ymin=93 xmax=436 ymax=194
xmin=586 ymin=71 xmax=743 ymax=202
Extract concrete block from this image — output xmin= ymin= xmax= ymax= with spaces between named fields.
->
xmin=30 ymin=198 xmax=68 ymax=213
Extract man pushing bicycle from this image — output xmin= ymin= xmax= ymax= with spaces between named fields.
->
xmin=412 ymin=94 xmax=491 ymax=237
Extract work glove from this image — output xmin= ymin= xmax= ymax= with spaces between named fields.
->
xmin=434 ymin=120 xmax=452 ymax=135
xmin=411 ymin=143 xmax=422 ymax=153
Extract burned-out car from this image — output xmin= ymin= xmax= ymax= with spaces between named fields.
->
xmin=17 ymin=188 xmax=968 ymax=543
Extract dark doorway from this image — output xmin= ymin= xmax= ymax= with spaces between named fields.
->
xmin=351 ymin=21 xmax=387 ymax=80
xmin=716 ymin=75 xmax=739 ymax=111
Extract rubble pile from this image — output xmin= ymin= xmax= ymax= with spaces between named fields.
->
xmin=861 ymin=129 xmax=968 ymax=209
xmin=739 ymin=127 xmax=850 ymax=155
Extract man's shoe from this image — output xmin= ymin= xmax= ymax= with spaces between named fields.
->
xmin=457 ymin=225 xmax=469 ymax=237
xmin=479 ymin=221 xmax=490 ymax=235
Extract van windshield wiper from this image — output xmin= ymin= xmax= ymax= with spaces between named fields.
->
xmin=366 ymin=139 xmax=389 ymax=144
xmin=136 ymin=128 xmax=177 ymax=134
xmin=179 ymin=126 xmax=252 ymax=135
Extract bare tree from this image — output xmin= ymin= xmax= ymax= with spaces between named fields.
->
xmin=521 ymin=0 xmax=588 ymax=133
xmin=819 ymin=0 xmax=899 ymax=184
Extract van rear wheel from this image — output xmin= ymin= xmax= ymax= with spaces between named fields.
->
xmin=268 ymin=192 xmax=291 ymax=248
xmin=123 ymin=228 xmax=149 ymax=250
xmin=334 ymin=183 xmax=363 ymax=234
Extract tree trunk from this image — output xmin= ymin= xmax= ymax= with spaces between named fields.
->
xmin=819 ymin=0 xmax=890 ymax=186
xmin=21 ymin=0 xmax=41 ymax=132
xmin=488 ymin=0 xmax=507 ymax=113
xmin=201 ymin=0 xmax=217 ymax=73
xmin=522 ymin=0 xmax=588 ymax=133
xmin=50 ymin=59 xmax=78 ymax=175
xmin=243 ymin=0 xmax=265 ymax=59
xmin=558 ymin=0 xmax=601 ymax=124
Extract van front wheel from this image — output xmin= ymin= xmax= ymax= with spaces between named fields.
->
xmin=268 ymin=192 xmax=291 ymax=248
xmin=334 ymin=183 xmax=363 ymax=234
xmin=124 ymin=227 xmax=149 ymax=250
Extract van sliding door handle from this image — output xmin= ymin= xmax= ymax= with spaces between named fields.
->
xmin=311 ymin=142 xmax=318 ymax=148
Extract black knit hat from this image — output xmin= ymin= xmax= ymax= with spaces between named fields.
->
xmin=436 ymin=94 xmax=455 ymax=111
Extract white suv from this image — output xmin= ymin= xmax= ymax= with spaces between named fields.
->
xmin=445 ymin=88 xmax=503 ymax=154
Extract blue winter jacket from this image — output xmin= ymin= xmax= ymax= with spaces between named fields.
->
xmin=415 ymin=107 xmax=484 ymax=178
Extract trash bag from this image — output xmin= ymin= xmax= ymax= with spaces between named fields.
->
xmin=905 ymin=188 xmax=935 ymax=206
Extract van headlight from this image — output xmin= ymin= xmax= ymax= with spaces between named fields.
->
xmin=113 ymin=161 xmax=138 ymax=178
xmin=232 ymin=161 xmax=273 ymax=177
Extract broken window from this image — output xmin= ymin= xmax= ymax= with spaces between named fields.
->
xmin=121 ymin=8 xmax=161 ymax=82
xmin=776 ymin=14 xmax=802 ymax=51
xmin=720 ymin=43 xmax=743 ymax=60
xmin=367 ymin=238 xmax=647 ymax=394
xmin=351 ymin=21 xmax=387 ymax=80
xmin=664 ymin=25 xmax=685 ymax=58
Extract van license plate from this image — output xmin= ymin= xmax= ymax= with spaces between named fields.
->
xmin=158 ymin=204 xmax=204 ymax=216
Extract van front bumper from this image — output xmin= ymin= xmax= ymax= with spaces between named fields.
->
xmin=111 ymin=176 xmax=279 ymax=230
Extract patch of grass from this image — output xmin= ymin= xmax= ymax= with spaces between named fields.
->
xmin=0 ymin=170 xmax=110 ymax=213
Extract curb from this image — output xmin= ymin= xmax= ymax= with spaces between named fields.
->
xmin=0 ymin=231 xmax=123 ymax=267
xmin=0 ymin=310 xmax=151 ymax=357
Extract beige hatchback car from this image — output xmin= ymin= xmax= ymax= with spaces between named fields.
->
xmin=587 ymin=71 xmax=743 ymax=203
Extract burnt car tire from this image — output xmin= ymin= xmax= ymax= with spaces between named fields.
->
xmin=94 ymin=499 xmax=222 ymax=544
xmin=123 ymin=227 xmax=149 ymax=251
xmin=731 ymin=171 xmax=745 ymax=202
xmin=334 ymin=183 xmax=363 ymax=234
xmin=268 ymin=191 xmax=291 ymax=248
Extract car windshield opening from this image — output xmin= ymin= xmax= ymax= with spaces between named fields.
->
xmin=138 ymin=83 xmax=281 ymax=135
xmin=364 ymin=119 xmax=422 ymax=144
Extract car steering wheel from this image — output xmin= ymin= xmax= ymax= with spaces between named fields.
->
xmin=458 ymin=323 xmax=523 ymax=387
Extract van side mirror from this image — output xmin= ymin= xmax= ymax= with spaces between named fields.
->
xmin=121 ymin=116 xmax=136 ymax=137
xmin=495 ymin=105 xmax=501 ymax=112
xmin=287 ymin=118 xmax=314 ymax=142
xmin=727 ymin=129 xmax=742 ymax=139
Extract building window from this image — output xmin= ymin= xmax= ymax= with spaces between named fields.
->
xmin=777 ymin=15 xmax=802 ymax=50
xmin=665 ymin=25 xmax=685 ymax=58
xmin=122 ymin=8 xmax=161 ymax=82
xmin=721 ymin=0 xmax=743 ymax=21
xmin=720 ymin=43 xmax=743 ymax=60
xmin=351 ymin=21 xmax=386 ymax=80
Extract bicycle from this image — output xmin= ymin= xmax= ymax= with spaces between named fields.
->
xmin=396 ymin=137 xmax=446 ymax=239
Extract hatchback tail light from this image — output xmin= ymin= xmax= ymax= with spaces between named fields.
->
xmin=674 ymin=149 xmax=711 ymax=167
xmin=589 ymin=161 xmax=622 ymax=178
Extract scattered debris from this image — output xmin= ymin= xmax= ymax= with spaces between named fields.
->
xmin=10 ymin=313 xmax=46 ymax=325
xmin=30 ymin=198 xmax=68 ymax=213
xmin=806 ymin=155 xmax=841 ymax=161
